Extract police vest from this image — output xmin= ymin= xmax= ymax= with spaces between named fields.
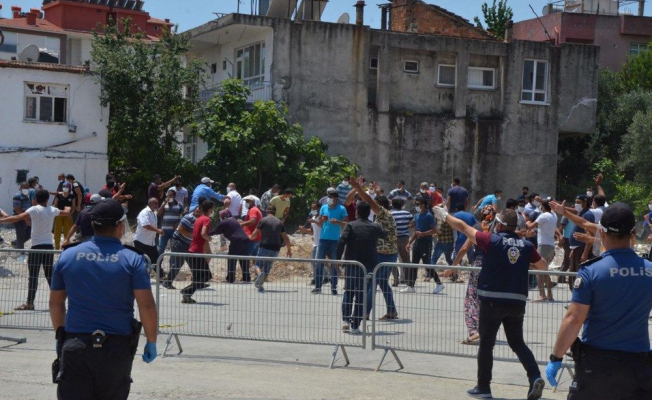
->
xmin=477 ymin=232 xmax=534 ymax=303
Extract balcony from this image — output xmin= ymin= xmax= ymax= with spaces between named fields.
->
xmin=200 ymin=81 xmax=273 ymax=103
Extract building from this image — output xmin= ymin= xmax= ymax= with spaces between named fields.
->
xmin=0 ymin=1 xmax=172 ymax=65
xmin=0 ymin=60 xmax=109 ymax=212
xmin=184 ymin=0 xmax=599 ymax=201
xmin=513 ymin=0 xmax=651 ymax=71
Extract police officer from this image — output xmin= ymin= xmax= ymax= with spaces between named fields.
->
xmin=434 ymin=206 xmax=548 ymax=400
xmin=546 ymin=203 xmax=652 ymax=399
xmin=49 ymin=198 xmax=158 ymax=400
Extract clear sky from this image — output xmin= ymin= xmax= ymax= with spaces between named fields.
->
xmin=4 ymin=0 xmax=651 ymax=31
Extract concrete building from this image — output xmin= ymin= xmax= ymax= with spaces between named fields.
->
xmin=185 ymin=2 xmax=599 ymax=202
xmin=0 ymin=60 xmax=109 ymax=212
xmin=513 ymin=0 xmax=651 ymax=71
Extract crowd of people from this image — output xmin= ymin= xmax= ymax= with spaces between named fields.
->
xmin=0 ymin=169 xmax=650 ymax=400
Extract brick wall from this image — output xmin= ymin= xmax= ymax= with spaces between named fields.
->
xmin=390 ymin=0 xmax=490 ymax=39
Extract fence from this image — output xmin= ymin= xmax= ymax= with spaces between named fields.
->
xmin=370 ymin=263 xmax=579 ymax=372
xmin=0 ymin=248 xmax=62 ymax=334
xmin=155 ymin=252 xmax=368 ymax=368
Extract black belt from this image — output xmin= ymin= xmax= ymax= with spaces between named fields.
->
xmin=582 ymin=344 xmax=651 ymax=363
xmin=64 ymin=332 xmax=132 ymax=346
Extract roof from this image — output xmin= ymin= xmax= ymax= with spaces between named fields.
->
xmin=0 ymin=17 xmax=65 ymax=33
xmin=0 ymin=60 xmax=89 ymax=74
xmin=412 ymin=0 xmax=496 ymax=40
xmin=147 ymin=17 xmax=173 ymax=26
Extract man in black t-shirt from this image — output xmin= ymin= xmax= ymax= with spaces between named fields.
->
xmin=248 ymin=206 xmax=292 ymax=292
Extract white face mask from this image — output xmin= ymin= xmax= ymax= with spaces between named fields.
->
xmin=420 ymin=189 xmax=426 ymax=194
xmin=429 ymin=186 xmax=436 ymax=192
xmin=575 ymin=204 xmax=583 ymax=212
xmin=21 ymin=189 xmax=29 ymax=195
xmin=342 ymin=181 xmax=349 ymax=186
xmin=517 ymin=206 xmax=525 ymax=213
xmin=648 ymin=204 xmax=652 ymax=212
xmin=587 ymin=191 xmax=594 ymax=197
xmin=327 ymin=198 xmax=334 ymax=206
xmin=414 ymin=206 xmax=420 ymax=212
xmin=533 ymin=200 xmax=541 ymax=207
xmin=227 ymin=187 xmax=234 ymax=193
xmin=310 ymin=210 xmax=318 ymax=216
xmin=63 ymin=187 xmax=70 ymax=193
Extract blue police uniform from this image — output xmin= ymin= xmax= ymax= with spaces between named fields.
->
xmin=473 ymin=230 xmax=543 ymax=395
xmin=51 ymin=236 xmax=151 ymax=400
xmin=566 ymin=248 xmax=652 ymax=399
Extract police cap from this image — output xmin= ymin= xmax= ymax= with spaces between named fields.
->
xmin=90 ymin=198 xmax=125 ymax=226
xmin=600 ymin=202 xmax=635 ymax=234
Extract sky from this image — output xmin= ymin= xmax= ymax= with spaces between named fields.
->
xmin=4 ymin=0 xmax=651 ymax=31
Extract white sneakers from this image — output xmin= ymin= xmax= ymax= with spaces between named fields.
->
xmin=400 ymin=287 xmax=416 ymax=293
xmin=349 ymin=328 xmax=362 ymax=335
xmin=432 ymin=284 xmax=445 ymax=294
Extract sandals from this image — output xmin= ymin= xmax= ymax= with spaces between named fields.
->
xmin=14 ymin=303 xmax=34 ymax=311
xmin=461 ymin=336 xmax=480 ymax=345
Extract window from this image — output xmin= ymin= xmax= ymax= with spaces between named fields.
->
xmin=437 ymin=64 xmax=456 ymax=87
xmin=468 ymin=67 xmax=495 ymax=89
xmin=521 ymin=60 xmax=548 ymax=104
xmin=370 ymin=57 xmax=378 ymax=70
xmin=630 ymin=43 xmax=649 ymax=55
xmin=24 ymin=83 xmax=68 ymax=123
xmin=184 ymin=135 xmax=197 ymax=163
xmin=0 ymin=31 xmax=18 ymax=55
xmin=403 ymin=60 xmax=419 ymax=73
xmin=236 ymin=42 xmax=266 ymax=86
xmin=210 ymin=63 xmax=217 ymax=74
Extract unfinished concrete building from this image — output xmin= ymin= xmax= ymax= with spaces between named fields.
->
xmin=184 ymin=0 xmax=599 ymax=201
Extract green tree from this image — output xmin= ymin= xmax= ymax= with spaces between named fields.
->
xmin=473 ymin=0 xmax=514 ymax=39
xmin=620 ymin=45 xmax=652 ymax=92
xmin=91 ymin=18 xmax=202 ymax=199
xmin=193 ymin=79 xmax=358 ymax=221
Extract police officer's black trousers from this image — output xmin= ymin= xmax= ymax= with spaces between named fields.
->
xmin=57 ymin=338 xmax=134 ymax=400
xmin=477 ymin=301 xmax=540 ymax=390
xmin=27 ymin=244 xmax=54 ymax=303
xmin=568 ymin=345 xmax=652 ymax=400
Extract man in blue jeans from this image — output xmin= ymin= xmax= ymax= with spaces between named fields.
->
xmin=313 ymin=189 xmax=348 ymax=295
xmin=248 ymin=206 xmax=292 ymax=293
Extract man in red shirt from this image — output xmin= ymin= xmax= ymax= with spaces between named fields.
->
xmin=180 ymin=201 xmax=215 ymax=304
xmin=423 ymin=182 xmax=443 ymax=207
xmin=239 ymin=195 xmax=262 ymax=282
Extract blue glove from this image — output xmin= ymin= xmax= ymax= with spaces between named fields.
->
xmin=142 ymin=342 xmax=157 ymax=363
xmin=546 ymin=361 xmax=562 ymax=386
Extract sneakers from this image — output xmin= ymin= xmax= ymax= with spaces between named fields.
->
xmin=349 ymin=327 xmax=362 ymax=335
xmin=162 ymin=281 xmax=175 ymax=290
xmin=310 ymin=279 xmax=315 ymax=285
xmin=14 ymin=302 xmax=34 ymax=311
xmin=527 ymin=377 xmax=545 ymax=400
xmin=400 ymin=286 xmax=416 ymax=293
xmin=181 ymin=295 xmax=196 ymax=304
xmin=257 ymin=287 xmax=265 ymax=293
xmin=379 ymin=311 xmax=398 ymax=320
xmin=467 ymin=386 xmax=492 ymax=398
xmin=311 ymin=288 xmax=321 ymax=294
xmin=432 ymin=283 xmax=445 ymax=294
xmin=254 ymin=273 xmax=265 ymax=289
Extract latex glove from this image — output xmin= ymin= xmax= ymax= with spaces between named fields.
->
xmin=432 ymin=206 xmax=449 ymax=221
xmin=546 ymin=360 xmax=562 ymax=386
xmin=142 ymin=342 xmax=157 ymax=363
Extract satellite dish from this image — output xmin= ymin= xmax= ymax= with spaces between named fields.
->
xmin=19 ymin=45 xmax=40 ymax=62
xmin=542 ymin=5 xmax=550 ymax=15
xmin=337 ymin=12 xmax=350 ymax=24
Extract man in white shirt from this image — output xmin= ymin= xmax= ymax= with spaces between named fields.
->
xmin=134 ymin=198 xmax=164 ymax=276
xmin=224 ymin=183 xmax=243 ymax=220
xmin=240 ymin=188 xmax=262 ymax=219
xmin=0 ymin=189 xmax=71 ymax=310
xmin=526 ymin=199 xmax=557 ymax=301
xmin=298 ymin=201 xmax=324 ymax=285
xmin=173 ymin=179 xmax=189 ymax=211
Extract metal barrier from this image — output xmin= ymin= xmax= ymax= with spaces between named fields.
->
xmin=0 ymin=248 xmax=62 ymax=333
xmin=370 ymin=263 xmax=579 ymax=372
xmin=156 ymin=252 xmax=368 ymax=368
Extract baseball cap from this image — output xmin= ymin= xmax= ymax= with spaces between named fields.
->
xmin=327 ymin=188 xmax=338 ymax=197
xmin=89 ymin=194 xmax=104 ymax=204
xmin=201 ymin=177 xmax=214 ymax=184
xmin=90 ymin=198 xmax=126 ymax=226
xmin=600 ymin=203 xmax=635 ymax=234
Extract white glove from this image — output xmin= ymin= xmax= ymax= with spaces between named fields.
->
xmin=432 ymin=205 xmax=449 ymax=221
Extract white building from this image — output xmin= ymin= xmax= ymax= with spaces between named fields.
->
xmin=0 ymin=60 xmax=108 ymax=212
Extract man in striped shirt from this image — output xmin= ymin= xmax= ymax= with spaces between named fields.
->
xmin=390 ymin=198 xmax=414 ymax=286
xmin=161 ymin=197 xmax=205 ymax=289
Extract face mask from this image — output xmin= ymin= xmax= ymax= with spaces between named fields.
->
xmin=648 ymin=204 xmax=652 ymax=212
xmin=517 ymin=206 xmax=525 ymax=213
xmin=429 ymin=186 xmax=436 ymax=192
xmin=227 ymin=187 xmax=234 ymax=193
xmin=310 ymin=210 xmax=318 ymax=216
xmin=414 ymin=206 xmax=420 ymax=212
xmin=342 ymin=181 xmax=349 ymax=186
xmin=21 ymin=189 xmax=29 ymax=195
xmin=327 ymin=198 xmax=334 ymax=206
xmin=575 ymin=204 xmax=583 ymax=212
xmin=496 ymin=197 xmax=501 ymax=201
xmin=63 ymin=187 xmax=70 ymax=193
xmin=587 ymin=191 xmax=594 ymax=197
xmin=420 ymin=189 xmax=426 ymax=194
xmin=533 ymin=200 xmax=541 ymax=207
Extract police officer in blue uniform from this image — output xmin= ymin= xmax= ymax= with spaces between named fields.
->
xmin=435 ymin=206 xmax=548 ymax=399
xmin=546 ymin=203 xmax=652 ymax=399
xmin=49 ymin=198 xmax=158 ymax=400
